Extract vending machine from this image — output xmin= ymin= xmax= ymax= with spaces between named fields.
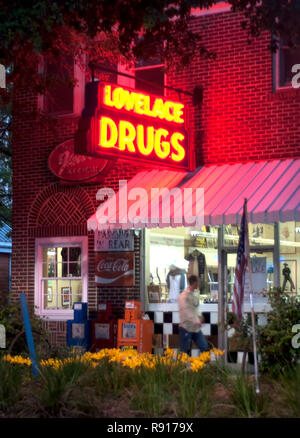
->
xmin=67 ymin=302 xmax=91 ymax=351
xmin=91 ymin=302 xmax=117 ymax=352
xmin=117 ymin=301 xmax=153 ymax=353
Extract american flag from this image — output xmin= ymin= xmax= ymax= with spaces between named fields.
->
xmin=232 ymin=199 xmax=250 ymax=319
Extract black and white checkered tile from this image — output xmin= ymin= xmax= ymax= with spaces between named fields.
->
xmin=147 ymin=307 xmax=218 ymax=356
xmin=147 ymin=304 xmax=268 ymax=359
xmin=147 ymin=310 xmax=218 ymax=337
xmin=227 ymin=351 xmax=253 ymax=364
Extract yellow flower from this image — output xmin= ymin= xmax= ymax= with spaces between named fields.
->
xmin=198 ymin=351 xmax=211 ymax=363
xmin=177 ymin=352 xmax=190 ymax=363
xmin=2 ymin=347 xmax=225 ymax=372
xmin=210 ymin=348 xmax=225 ymax=357
xmin=164 ymin=348 xmax=175 ymax=358
xmin=189 ymin=360 xmax=205 ymax=372
xmin=3 ymin=354 xmax=31 ymax=366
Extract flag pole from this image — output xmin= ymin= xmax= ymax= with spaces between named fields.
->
xmin=244 ymin=199 xmax=260 ymax=394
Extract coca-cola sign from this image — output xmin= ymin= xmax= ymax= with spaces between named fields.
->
xmin=95 ymin=252 xmax=134 ymax=286
xmin=48 ymin=139 xmax=110 ymax=182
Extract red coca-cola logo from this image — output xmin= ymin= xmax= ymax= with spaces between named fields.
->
xmin=48 ymin=139 xmax=110 ymax=182
xmin=97 ymin=258 xmax=130 ymax=273
xmin=95 ymin=252 xmax=134 ymax=286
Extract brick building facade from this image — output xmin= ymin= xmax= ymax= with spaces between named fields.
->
xmin=11 ymin=8 xmax=300 ymax=346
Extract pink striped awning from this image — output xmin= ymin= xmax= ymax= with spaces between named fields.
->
xmin=87 ymin=159 xmax=300 ymax=230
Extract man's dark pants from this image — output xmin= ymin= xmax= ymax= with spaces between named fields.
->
xmin=179 ymin=326 xmax=209 ymax=355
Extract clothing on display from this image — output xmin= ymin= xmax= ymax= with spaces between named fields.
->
xmin=185 ymin=250 xmax=209 ymax=294
xmin=166 ymin=266 xmax=187 ymax=302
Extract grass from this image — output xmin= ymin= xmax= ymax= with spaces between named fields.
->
xmin=205 ymin=358 xmax=233 ymax=386
xmin=175 ymin=368 xmax=212 ymax=417
xmin=128 ymin=360 xmax=214 ymax=418
xmin=228 ymin=372 xmax=268 ymax=418
xmin=130 ymin=380 xmax=171 ymax=417
xmin=276 ymin=365 xmax=300 ymax=418
xmin=37 ymin=359 xmax=90 ymax=415
xmin=0 ymin=356 xmax=23 ymax=412
xmin=128 ymin=356 xmax=186 ymax=417
xmin=18 ymin=358 xmax=99 ymax=417
xmin=92 ymin=358 xmax=133 ymax=395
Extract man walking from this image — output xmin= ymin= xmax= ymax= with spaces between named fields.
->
xmin=178 ymin=275 xmax=209 ymax=355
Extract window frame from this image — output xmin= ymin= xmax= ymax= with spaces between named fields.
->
xmin=35 ymin=236 xmax=88 ymax=321
xmin=38 ymin=56 xmax=85 ymax=117
xmin=134 ymin=63 xmax=165 ymax=97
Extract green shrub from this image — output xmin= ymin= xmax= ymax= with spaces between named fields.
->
xmin=0 ymin=301 xmax=50 ymax=356
xmin=258 ymin=288 xmax=300 ymax=376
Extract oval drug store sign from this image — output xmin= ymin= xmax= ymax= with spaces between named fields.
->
xmin=94 ymin=230 xmax=135 ymax=287
xmin=75 ymin=81 xmax=193 ymax=171
xmin=48 ymin=139 xmax=110 ymax=182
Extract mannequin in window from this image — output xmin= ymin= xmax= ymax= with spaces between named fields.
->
xmin=282 ymin=263 xmax=295 ymax=292
xmin=267 ymin=264 xmax=274 ymax=284
xmin=185 ymin=249 xmax=208 ymax=294
xmin=166 ymin=264 xmax=187 ymax=303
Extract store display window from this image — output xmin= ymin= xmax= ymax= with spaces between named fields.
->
xmin=145 ymin=221 xmax=300 ymax=309
xmin=146 ymin=226 xmax=219 ymax=304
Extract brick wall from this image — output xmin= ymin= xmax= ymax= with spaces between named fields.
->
xmin=0 ymin=253 xmax=10 ymax=299
xmin=11 ymin=10 xmax=300 ymax=346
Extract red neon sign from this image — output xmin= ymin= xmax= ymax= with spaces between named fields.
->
xmin=75 ymin=82 xmax=193 ymax=171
